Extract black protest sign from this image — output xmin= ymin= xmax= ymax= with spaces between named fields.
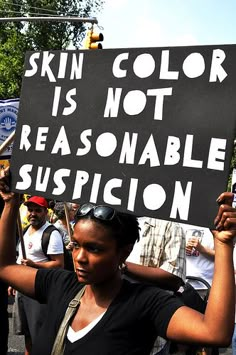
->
xmin=10 ymin=45 xmax=236 ymax=227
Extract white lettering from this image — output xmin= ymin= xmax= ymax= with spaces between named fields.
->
xmin=52 ymin=86 xmax=61 ymax=117
xmin=41 ymin=51 xmax=56 ymax=82
xmin=76 ymin=129 xmax=92 ymax=156
xmin=127 ymin=178 xmax=138 ymax=211
xmin=143 ymin=184 xmax=166 ymax=210
xmin=90 ymin=173 xmax=101 ymax=203
xmin=70 ymin=53 xmax=84 ymax=80
xmin=19 ymin=125 xmax=31 ymax=151
xmin=138 ymin=134 xmax=160 ymax=167
xmin=119 ymin=132 xmax=138 ymax=164
xmin=24 ymin=52 xmax=40 ymax=77
xmin=35 ymin=127 xmax=49 ymax=151
xmin=123 ymin=90 xmax=146 ymax=116
xmin=51 ymin=126 xmax=71 ymax=155
xmin=112 ymin=53 xmax=129 ymax=78
xmin=182 ymin=53 xmax=205 ymax=78
xmin=72 ymin=171 xmax=89 ymax=199
xmin=104 ymin=88 xmax=122 ymax=117
xmin=147 ymin=87 xmax=172 ymax=120
xmin=57 ymin=53 xmax=68 ymax=78
xmin=15 ymin=164 xmax=33 ymax=189
xmin=62 ymin=88 xmax=77 ymax=115
xmin=35 ymin=166 xmax=51 ymax=191
xmin=160 ymin=50 xmax=179 ymax=79
xmin=96 ymin=132 xmax=117 ymax=157
xmin=183 ymin=135 xmax=203 ymax=168
xmin=164 ymin=136 xmax=181 ymax=165
xmin=103 ymin=179 xmax=122 ymax=205
xmin=170 ymin=181 xmax=192 ymax=220
xmin=133 ymin=53 xmax=155 ymax=78
xmin=209 ymin=49 xmax=227 ymax=82
xmin=207 ymin=138 xmax=226 ymax=170
xmin=52 ymin=169 xmax=71 ymax=195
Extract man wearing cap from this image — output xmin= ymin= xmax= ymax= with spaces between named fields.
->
xmin=14 ymin=196 xmax=64 ymax=355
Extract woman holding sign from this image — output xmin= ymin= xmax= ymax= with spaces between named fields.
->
xmin=0 ymin=168 xmax=235 ymax=355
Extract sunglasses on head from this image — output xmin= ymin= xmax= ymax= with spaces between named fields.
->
xmin=75 ymin=203 xmax=116 ymax=221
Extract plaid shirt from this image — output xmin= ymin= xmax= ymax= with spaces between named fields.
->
xmin=139 ymin=218 xmax=186 ymax=355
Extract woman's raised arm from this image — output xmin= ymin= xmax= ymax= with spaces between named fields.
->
xmin=166 ymin=197 xmax=236 ymax=347
xmin=0 ymin=168 xmax=37 ymax=297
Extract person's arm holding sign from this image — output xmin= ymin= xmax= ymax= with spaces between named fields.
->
xmin=166 ymin=197 xmax=236 ymax=345
xmin=0 ymin=168 xmax=37 ymax=297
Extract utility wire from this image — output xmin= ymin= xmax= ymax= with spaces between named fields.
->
xmin=0 ymin=1 xmax=79 ymax=16
xmin=1 ymin=10 xmax=56 ymax=17
xmin=1 ymin=10 xmax=80 ymax=18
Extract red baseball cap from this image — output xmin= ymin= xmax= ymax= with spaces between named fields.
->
xmin=24 ymin=196 xmax=48 ymax=208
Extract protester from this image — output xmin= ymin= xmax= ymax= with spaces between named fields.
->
xmin=53 ymin=202 xmax=75 ymax=247
xmin=47 ymin=200 xmax=58 ymax=224
xmin=125 ymin=217 xmax=186 ymax=355
xmin=71 ymin=203 xmax=80 ymax=213
xmin=19 ymin=194 xmax=31 ymax=229
xmin=13 ymin=194 xmax=64 ymax=355
xmin=183 ymin=225 xmax=215 ymax=298
xmin=70 ymin=203 xmax=80 ymax=230
xmin=0 ymin=169 xmax=235 ymax=355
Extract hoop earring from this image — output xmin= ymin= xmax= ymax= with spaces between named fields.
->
xmin=119 ymin=262 xmax=127 ymax=273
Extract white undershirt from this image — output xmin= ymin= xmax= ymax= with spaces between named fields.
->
xmin=67 ymin=312 xmax=105 ymax=343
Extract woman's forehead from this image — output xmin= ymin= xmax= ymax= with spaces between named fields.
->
xmin=74 ymin=219 xmax=114 ymax=240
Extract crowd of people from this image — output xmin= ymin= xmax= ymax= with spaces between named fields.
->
xmin=0 ymin=167 xmax=236 ymax=355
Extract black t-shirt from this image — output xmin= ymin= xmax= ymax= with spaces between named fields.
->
xmin=32 ymin=269 xmax=184 ymax=355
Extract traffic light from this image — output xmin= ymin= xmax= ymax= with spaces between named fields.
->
xmin=84 ymin=29 xmax=104 ymax=49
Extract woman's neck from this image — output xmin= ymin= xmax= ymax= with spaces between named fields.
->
xmin=84 ymin=273 xmax=123 ymax=307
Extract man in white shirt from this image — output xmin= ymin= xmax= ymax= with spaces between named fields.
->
xmin=14 ymin=196 xmax=64 ymax=355
xmin=182 ymin=224 xmax=215 ymax=296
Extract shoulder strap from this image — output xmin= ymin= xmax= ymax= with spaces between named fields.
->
xmin=41 ymin=225 xmax=74 ymax=271
xmin=50 ymin=286 xmax=86 ymax=355
xmin=23 ymin=224 xmax=30 ymax=235
xmin=41 ymin=225 xmax=59 ymax=258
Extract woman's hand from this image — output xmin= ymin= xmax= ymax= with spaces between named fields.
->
xmin=212 ymin=228 xmax=236 ymax=245
xmin=216 ymin=192 xmax=234 ymax=206
xmin=213 ymin=192 xmax=236 ymax=244
xmin=214 ymin=192 xmax=236 ymax=232
xmin=0 ymin=167 xmax=19 ymax=203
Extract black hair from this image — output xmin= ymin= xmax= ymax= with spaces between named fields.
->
xmin=48 ymin=200 xmax=56 ymax=210
xmin=54 ymin=202 xmax=72 ymax=220
xmin=75 ymin=209 xmax=140 ymax=247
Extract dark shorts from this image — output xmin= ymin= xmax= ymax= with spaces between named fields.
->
xmin=13 ymin=291 xmax=47 ymax=342
xmin=0 ymin=281 xmax=9 ymax=354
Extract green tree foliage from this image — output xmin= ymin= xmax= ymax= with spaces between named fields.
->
xmin=0 ymin=0 xmax=104 ymax=98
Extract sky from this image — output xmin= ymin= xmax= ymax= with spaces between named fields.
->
xmin=94 ymin=0 xmax=236 ymax=49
